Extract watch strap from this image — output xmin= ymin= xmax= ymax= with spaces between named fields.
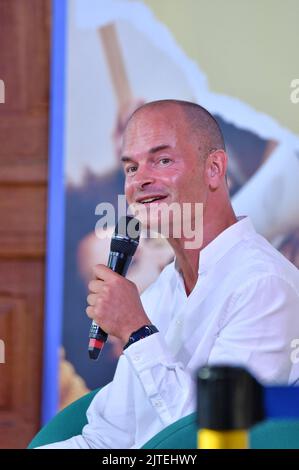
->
xmin=123 ymin=324 xmax=159 ymax=350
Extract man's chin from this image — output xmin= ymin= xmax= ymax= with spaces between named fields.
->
xmin=128 ymin=201 xmax=182 ymax=238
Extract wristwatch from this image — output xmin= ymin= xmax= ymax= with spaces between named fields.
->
xmin=123 ymin=324 xmax=159 ymax=350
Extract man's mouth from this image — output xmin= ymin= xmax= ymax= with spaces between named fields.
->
xmin=136 ymin=195 xmax=168 ymax=205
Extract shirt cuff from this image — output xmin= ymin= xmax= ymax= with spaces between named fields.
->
xmin=123 ymin=331 xmax=175 ymax=373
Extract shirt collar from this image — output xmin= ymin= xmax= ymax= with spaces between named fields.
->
xmin=174 ymin=216 xmax=256 ymax=275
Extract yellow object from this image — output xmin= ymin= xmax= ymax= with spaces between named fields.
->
xmin=198 ymin=429 xmax=248 ymax=449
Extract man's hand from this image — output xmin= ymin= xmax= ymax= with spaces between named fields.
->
xmin=86 ymin=264 xmax=151 ymax=346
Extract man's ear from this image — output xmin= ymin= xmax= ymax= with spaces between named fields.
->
xmin=205 ymin=150 xmax=227 ymax=190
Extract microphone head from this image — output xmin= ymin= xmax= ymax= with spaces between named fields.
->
xmin=110 ymin=216 xmax=141 ymax=256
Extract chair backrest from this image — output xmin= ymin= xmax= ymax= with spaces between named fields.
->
xmin=143 ymin=414 xmax=299 ymax=449
xmin=28 ymin=388 xmax=299 ymax=449
xmin=27 ymin=388 xmax=100 ymax=449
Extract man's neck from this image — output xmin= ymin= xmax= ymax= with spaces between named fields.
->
xmin=170 ymin=246 xmax=199 ymax=296
xmin=169 ymin=211 xmax=238 ymax=296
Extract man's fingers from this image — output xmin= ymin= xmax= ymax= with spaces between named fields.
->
xmin=93 ymin=264 xmax=115 ymax=281
xmin=87 ymin=293 xmax=97 ymax=306
xmin=88 ymin=279 xmax=103 ymax=293
xmin=86 ymin=305 xmax=94 ymax=319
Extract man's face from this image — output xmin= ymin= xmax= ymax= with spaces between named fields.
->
xmin=121 ymin=106 xmax=208 ymax=234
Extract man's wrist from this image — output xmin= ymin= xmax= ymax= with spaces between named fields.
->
xmin=123 ymin=324 xmax=159 ymax=350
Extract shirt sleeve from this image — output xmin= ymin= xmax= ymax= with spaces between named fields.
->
xmin=123 ymin=332 xmax=196 ymax=427
xmin=124 ymin=274 xmax=299 ymax=431
xmin=208 ymin=275 xmax=299 ymax=384
xmin=37 ymin=355 xmax=138 ymax=449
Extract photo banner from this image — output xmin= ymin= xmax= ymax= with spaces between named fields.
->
xmin=44 ymin=0 xmax=299 ymax=422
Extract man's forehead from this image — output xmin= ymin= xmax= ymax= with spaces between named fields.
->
xmin=128 ymin=103 xmax=185 ymax=126
xmin=122 ymin=128 xmax=177 ymax=158
xmin=122 ymin=107 xmax=186 ymax=153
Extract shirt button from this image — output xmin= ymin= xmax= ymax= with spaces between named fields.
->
xmin=154 ymin=400 xmax=163 ymax=408
xmin=176 ymin=319 xmax=182 ymax=325
xmin=133 ymin=354 xmax=141 ymax=362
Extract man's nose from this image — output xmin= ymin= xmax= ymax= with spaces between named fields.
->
xmin=134 ymin=166 xmax=156 ymax=191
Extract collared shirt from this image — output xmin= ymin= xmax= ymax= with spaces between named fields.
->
xmin=40 ymin=217 xmax=299 ymax=449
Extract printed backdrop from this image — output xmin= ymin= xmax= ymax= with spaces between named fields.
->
xmin=44 ymin=0 xmax=299 ymax=420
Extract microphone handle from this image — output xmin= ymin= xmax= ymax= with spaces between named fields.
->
xmin=88 ymin=252 xmax=132 ymax=360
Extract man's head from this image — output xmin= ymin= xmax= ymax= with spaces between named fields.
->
xmin=120 ymin=100 xmax=230 ymax=239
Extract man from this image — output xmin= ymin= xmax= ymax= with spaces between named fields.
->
xmin=39 ymin=100 xmax=299 ymax=448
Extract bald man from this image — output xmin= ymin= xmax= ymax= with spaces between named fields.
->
xmin=38 ymin=100 xmax=299 ymax=449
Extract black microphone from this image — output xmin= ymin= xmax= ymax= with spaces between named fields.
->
xmin=88 ymin=215 xmax=141 ymax=360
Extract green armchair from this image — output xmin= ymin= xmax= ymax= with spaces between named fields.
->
xmin=28 ymin=388 xmax=299 ymax=449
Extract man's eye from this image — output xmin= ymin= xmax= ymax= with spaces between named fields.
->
xmin=158 ymin=158 xmax=171 ymax=165
xmin=126 ymin=165 xmax=138 ymax=174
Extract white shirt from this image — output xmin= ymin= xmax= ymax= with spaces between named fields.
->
xmin=40 ymin=217 xmax=299 ymax=449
